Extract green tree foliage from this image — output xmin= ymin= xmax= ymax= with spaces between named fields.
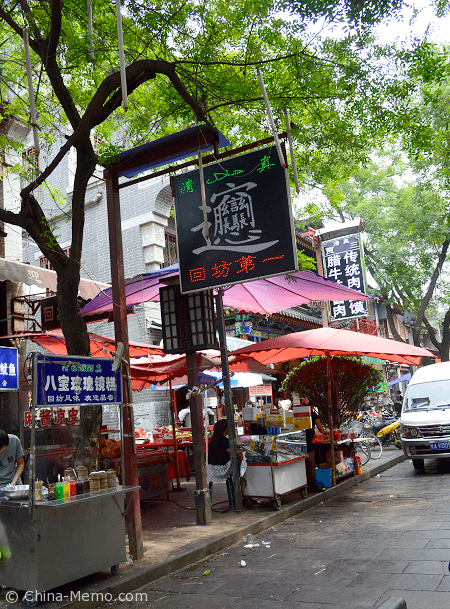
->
xmin=281 ymin=356 xmax=383 ymax=427
xmin=0 ymin=0 xmax=422 ymax=463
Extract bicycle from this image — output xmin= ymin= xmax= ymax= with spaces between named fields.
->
xmin=351 ymin=419 xmax=382 ymax=461
xmin=353 ymin=437 xmax=371 ymax=465
xmin=359 ymin=421 xmax=383 ymax=460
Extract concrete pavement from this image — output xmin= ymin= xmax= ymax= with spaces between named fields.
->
xmin=0 ymin=446 xmax=406 ymax=609
xmin=100 ymin=453 xmax=450 ymax=609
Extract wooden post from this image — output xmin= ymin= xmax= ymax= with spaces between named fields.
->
xmin=186 ymin=350 xmax=212 ymax=525
xmin=105 ymin=169 xmax=143 ymax=560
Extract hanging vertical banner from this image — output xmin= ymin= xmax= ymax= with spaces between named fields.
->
xmin=172 ymin=146 xmax=298 ymax=294
xmin=0 ymin=347 xmax=18 ymax=391
xmin=322 ymin=233 xmax=368 ymax=320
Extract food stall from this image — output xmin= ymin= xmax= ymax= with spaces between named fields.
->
xmin=0 ymin=485 xmax=138 ymax=603
xmin=0 ymin=353 xmax=140 ymax=605
xmin=241 ymin=430 xmax=308 ymax=510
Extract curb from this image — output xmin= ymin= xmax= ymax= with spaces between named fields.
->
xmin=54 ymin=452 xmax=406 ymax=609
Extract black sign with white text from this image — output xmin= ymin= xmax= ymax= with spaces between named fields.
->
xmin=322 ymin=233 xmax=368 ymax=320
xmin=172 ymin=146 xmax=298 ymax=294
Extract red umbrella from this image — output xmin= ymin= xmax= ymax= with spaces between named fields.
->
xmin=230 ymin=327 xmax=435 ymax=366
xmin=5 ymin=330 xmax=164 ymax=359
xmin=230 ymin=327 xmax=435 ymax=487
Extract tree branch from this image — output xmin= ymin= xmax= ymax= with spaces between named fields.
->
xmin=413 ymin=238 xmax=449 ymax=345
xmin=385 ymin=303 xmax=407 ymax=343
xmin=423 ymin=313 xmax=441 ymax=350
xmin=82 ymin=60 xmax=208 ymax=132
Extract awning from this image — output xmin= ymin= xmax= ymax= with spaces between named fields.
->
xmin=388 ymin=373 xmax=411 ymax=387
xmin=0 ymin=259 xmax=109 ymax=300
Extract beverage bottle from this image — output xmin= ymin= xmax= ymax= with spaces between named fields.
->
xmin=63 ymin=480 xmax=71 ymax=503
xmin=55 ymin=482 xmax=64 ymax=504
xmin=76 ymin=478 xmax=84 ymax=496
xmin=69 ymin=480 xmax=76 ymax=500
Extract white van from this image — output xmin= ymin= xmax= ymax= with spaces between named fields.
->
xmin=401 ymin=361 xmax=450 ymax=470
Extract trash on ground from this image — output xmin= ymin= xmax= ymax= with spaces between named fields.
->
xmin=203 ymin=570 xmax=210 ymax=576
xmin=242 ymin=534 xmax=254 ymax=543
xmin=240 ymin=560 xmax=246 ymax=567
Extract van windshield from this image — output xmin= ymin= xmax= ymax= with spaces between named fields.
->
xmin=404 ymin=380 xmax=450 ymax=411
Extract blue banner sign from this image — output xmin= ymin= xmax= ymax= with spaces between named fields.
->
xmin=0 ymin=347 xmax=18 ymax=391
xmin=35 ymin=354 xmax=122 ymax=407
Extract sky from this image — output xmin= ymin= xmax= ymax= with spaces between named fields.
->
xmin=304 ymin=0 xmax=450 ymax=46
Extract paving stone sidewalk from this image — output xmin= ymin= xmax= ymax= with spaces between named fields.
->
xmin=105 ymin=456 xmax=450 ymax=609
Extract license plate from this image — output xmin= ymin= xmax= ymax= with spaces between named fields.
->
xmin=430 ymin=441 xmax=450 ymax=450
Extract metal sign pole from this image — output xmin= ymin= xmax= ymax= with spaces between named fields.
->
xmin=29 ymin=353 xmax=37 ymax=517
xmin=215 ymin=289 xmax=243 ymax=512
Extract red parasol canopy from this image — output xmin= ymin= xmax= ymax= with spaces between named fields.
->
xmin=5 ymin=330 xmax=164 ymax=359
xmin=230 ymin=327 xmax=435 ymax=366
xmin=129 ymin=351 xmax=277 ymax=391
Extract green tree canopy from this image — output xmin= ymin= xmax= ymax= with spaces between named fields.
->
xmin=281 ymin=356 xmax=383 ymax=427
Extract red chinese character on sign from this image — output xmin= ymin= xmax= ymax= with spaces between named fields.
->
xmin=189 ymin=267 xmax=206 ymax=282
xmin=53 ymin=408 xmax=66 ymax=426
xmin=40 ymin=408 xmax=52 ymax=426
xmin=236 ymin=255 xmax=256 ymax=274
xmin=24 ymin=411 xmax=32 ymax=428
xmin=212 ymin=261 xmax=232 ymax=278
xmin=67 ymin=407 xmax=79 ymax=425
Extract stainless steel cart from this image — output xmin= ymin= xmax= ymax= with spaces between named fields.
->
xmin=0 ymin=485 xmax=139 ymax=603
xmin=242 ymin=455 xmax=307 ymax=510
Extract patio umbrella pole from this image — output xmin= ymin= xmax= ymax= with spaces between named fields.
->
xmin=216 ymin=289 xmax=243 ymax=512
xmin=327 ymin=353 xmax=336 ymax=487
xmin=169 ymin=378 xmax=183 ymax=491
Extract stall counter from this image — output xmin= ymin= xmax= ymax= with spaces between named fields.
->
xmin=0 ymin=486 xmax=138 ymax=595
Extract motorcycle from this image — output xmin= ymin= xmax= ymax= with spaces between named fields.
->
xmin=357 ymin=411 xmax=402 ymax=449
xmin=374 ymin=417 xmax=402 ymax=448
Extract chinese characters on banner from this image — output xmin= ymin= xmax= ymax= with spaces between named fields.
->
xmin=35 ymin=354 xmax=122 ymax=408
xmin=172 ymin=146 xmax=298 ymax=293
xmin=24 ymin=406 xmax=80 ymax=428
xmin=0 ymin=347 xmax=18 ymax=391
xmin=321 ymin=234 xmax=368 ymax=320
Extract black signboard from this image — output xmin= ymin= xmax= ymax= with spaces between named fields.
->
xmin=322 ymin=233 xmax=368 ymax=320
xmin=172 ymin=146 xmax=298 ymax=294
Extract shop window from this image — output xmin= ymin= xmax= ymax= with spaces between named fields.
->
xmin=21 ymin=146 xmax=40 ymax=190
xmin=163 ymin=232 xmax=178 ymax=267
xmin=38 ymin=248 xmax=70 ymax=296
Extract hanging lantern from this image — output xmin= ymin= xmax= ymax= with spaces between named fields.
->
xmin=159 ymin=284 xmax=218 ymax=354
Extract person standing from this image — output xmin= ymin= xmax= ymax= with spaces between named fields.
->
xmin=207 ymin=419 xmax=235 ymax=508
xmin=303 ymin=399 xmax=326 ymax=492
xmin=0 ymin=431 xmax=24 ymax=487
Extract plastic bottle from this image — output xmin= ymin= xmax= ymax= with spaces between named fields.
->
xmin=55 ymin=481 xmax=64 ymax=504
xmin=69 ymin=480 xmax=76 ymax=500
xmin=63 ymin=479 xmax=71 ymax=503
xmin=242 ymin=533 xmax=254 ymax=543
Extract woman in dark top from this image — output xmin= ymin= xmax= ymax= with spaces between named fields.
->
xmin=207 ymin=419 xmax=234 ymax=508
xmin=208 ymin=419 xmax=230 ymax=466
xmin=302 ymin=399 xmax=326 ymax=492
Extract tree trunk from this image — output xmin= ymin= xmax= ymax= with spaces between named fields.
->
xmin=413 ymin=238 xmax=449 ymax=345
xmin=385 ymin=303 xmax=407 ymax=343
xmin=424 ymin=309 xmax=450 ymax=363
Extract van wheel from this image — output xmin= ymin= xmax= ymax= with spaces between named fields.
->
xmin=413 ymin=459 xmax=424 ymax=470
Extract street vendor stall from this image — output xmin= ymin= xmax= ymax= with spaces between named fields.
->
xmin=0 ymin=485 xmax=138 ymax=604
xmin=241 ymin=430 xmax=308 ymax=509
xmin=231 ymin=327 xmax=435 ymax=487
xmin=0 ymin=352 xmax=140 ymax=605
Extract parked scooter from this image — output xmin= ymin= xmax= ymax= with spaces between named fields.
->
xmin=357 ymin=411 xmax=402 ymax=448
xmin=374 ymin=418 xmax=402 ymax=448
